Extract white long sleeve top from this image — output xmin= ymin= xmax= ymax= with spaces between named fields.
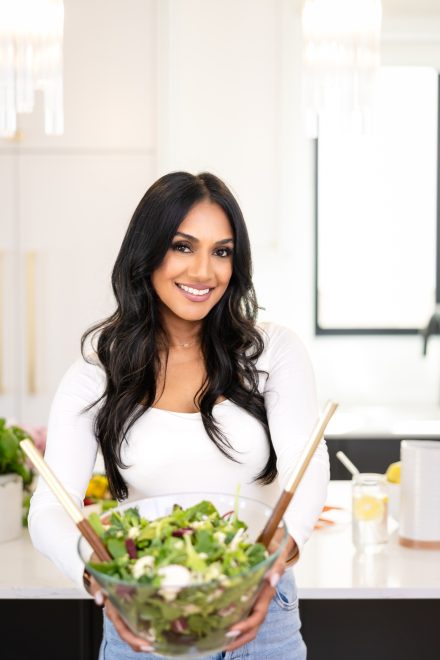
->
xmin=28 ymin=322 xmax=330 ymax=589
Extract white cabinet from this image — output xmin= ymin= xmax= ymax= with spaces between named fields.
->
xmin=0 ymin=0 xmax=158 ymax=425
xmin=0 ymin=155 xmax=19 ymax=421
xmin=16 ymin=153 xmax=156 ymax=424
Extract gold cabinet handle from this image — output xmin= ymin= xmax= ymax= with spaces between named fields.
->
xmin=26 ymin=251 xmax=37 ymax=395
xmin=0 ymin=251 xmax=4 ymax=394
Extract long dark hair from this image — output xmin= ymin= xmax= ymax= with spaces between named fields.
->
xmin=81 ymin=172 xmax=277 ymax=500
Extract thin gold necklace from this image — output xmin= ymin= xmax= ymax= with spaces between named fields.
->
xmin=170 ymin=340 xmax=198 ymax=348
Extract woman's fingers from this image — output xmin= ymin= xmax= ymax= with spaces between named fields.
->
xmin=224 ymin=580 xmax=276 ymax=652
xmin=224 ymin=534 xmax=290 ymax=655
xmin=104 ymin=600 xmax=153 ymax=653
xmin=224 ymin=629 xmax=258 ymax=652
xmin=89 ymin=570 xmax=153 ymax=651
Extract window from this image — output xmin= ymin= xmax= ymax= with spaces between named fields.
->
xmin=315 ymin=67 xmax=438 ymax=334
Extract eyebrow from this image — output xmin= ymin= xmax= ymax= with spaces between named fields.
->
xmin=174 ymin=231 xmax=234 ymax=245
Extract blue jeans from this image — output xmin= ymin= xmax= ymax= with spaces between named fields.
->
xmin=99 ymin=570 xmax=307 ymax=659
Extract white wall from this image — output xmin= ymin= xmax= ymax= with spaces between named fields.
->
xmin=3 ymin=0 xmax=440 ymax=423
xmin=0 ymin=0 xmax=158 ymax=423
xmin=157 ymin=0 xmax=440 ymax=406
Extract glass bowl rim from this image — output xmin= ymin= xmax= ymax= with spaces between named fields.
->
xmin=78 ymin=490 xmax=288 ymax=588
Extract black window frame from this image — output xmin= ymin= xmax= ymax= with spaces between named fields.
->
xmin=314 ymin=74 xmax=440 ymax=336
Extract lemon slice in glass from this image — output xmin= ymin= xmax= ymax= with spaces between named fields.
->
xmin=353 ymin=495 xmax=386 ymax=521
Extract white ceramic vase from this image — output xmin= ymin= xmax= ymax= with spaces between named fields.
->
xmin=0 ymin=473 xmax=23 ymax=543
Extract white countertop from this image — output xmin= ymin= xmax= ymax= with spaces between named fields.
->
xmin=294 ymin=482 xmax=440 ymax=599
xmin=0 ymin=531 xmax=87 ymax=599
xmin=1 ymin=482 xmax=439 ymax=600
xmin=325 ymin=404 xmax=440 ymax=439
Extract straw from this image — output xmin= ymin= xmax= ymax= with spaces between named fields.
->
xmin=20 ymin=439 xmax=111 ymax=561
xmin=336 ymin=450 xmax=359 ymax=476
xmin=257 ymin=401 xmax=338 ymax=548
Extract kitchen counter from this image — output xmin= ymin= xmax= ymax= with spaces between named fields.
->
xmin=1 ymin=482 xmax=439 ymax=660
xmin=2 ymin=482 xmax=439 ymax=600
xmin=295 ymin=481 xmax=440 ymax=599
xmin=325 ymin=404 xmax=440 ymax=439
xmin=0 ymin=531 xmax=84 ymax=599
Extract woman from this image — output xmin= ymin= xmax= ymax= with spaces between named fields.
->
xmin=29 ymin=172 xmax=329 ymax=659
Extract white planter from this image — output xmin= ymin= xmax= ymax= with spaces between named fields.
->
xmin=0 ymin=474 xmax=23 ymax=543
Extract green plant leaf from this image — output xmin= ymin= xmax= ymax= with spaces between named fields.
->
xmin=0 ymin=423 xmax=34 ymax=481
xmin=0 ymin=428 xmax=19 ymax=462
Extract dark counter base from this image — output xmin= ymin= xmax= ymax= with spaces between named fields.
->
xmin=0 ymin=599 xmax=101 ymax=660
xmin=326 ymin=435 xmax=440 ymax=480
xmin=1 ymin=598 xmax=439 ymax=660
xmin=301 ymin=599 xmax=440 ymax=660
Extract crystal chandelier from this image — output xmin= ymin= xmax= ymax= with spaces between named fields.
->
xmin=301 ymin=0 xmax=382 ymax=135
xmin=0 ymin=0 xmax=64 ymax=137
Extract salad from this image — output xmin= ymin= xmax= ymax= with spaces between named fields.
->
xmin=86 ymin=498 xmax=272 ymax=653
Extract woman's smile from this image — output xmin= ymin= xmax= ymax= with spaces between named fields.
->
xmin=175 ymin=282 xmax=214 ymax=302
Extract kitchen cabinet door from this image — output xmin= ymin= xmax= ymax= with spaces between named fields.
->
xmin=0 ymin=0 xmax=158 ymax=426
xmin=17 ymin=152 xmax=156 ymax=425
xmin=0 ymin=155 xmax=20 ymax=421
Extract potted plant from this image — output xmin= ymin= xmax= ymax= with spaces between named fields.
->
xmin=0 ymin=419 xmax=33 ymax=543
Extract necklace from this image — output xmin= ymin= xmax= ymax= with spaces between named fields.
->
xmin=171 ymin=340 xmax=198 ymax=348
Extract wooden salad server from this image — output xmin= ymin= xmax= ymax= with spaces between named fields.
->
xmin=20 ymin=439 xmax=111 ymax=561
xmin=257 ymin=400 xmax=338 ymax=549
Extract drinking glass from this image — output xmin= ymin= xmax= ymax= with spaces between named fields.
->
xmin=352 ymin=473 xmax=388 ymax=552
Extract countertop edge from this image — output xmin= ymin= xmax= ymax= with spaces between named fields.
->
xmin=0 ymin=588 xmax=91 ymax=599
xmin=297 ymin=587 xmax=440 ymax=599
xmin=2 ymin=587 xmax=440 ymax=600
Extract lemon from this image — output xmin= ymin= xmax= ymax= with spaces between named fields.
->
xmin=86 ymin=474 xmax=109 ymax=499
xmin=353 ymin=495 xmax=386 ymax=521
xmin=385 ymin=461 xmax=401 ymax=484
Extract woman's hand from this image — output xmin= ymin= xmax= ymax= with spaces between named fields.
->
xmin=86 ymin=532 xmax=296 ymax=655
xmin=223 ymin=531 xmax=296 ymax=653
xmin=88 ymin=573 xmax=154 ymax=653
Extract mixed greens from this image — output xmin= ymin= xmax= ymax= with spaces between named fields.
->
xmin=86 ymin=499 xmax=271 ymax=654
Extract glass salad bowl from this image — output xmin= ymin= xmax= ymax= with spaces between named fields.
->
xmin=78 ymin=491 xmax=288 ymax=659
